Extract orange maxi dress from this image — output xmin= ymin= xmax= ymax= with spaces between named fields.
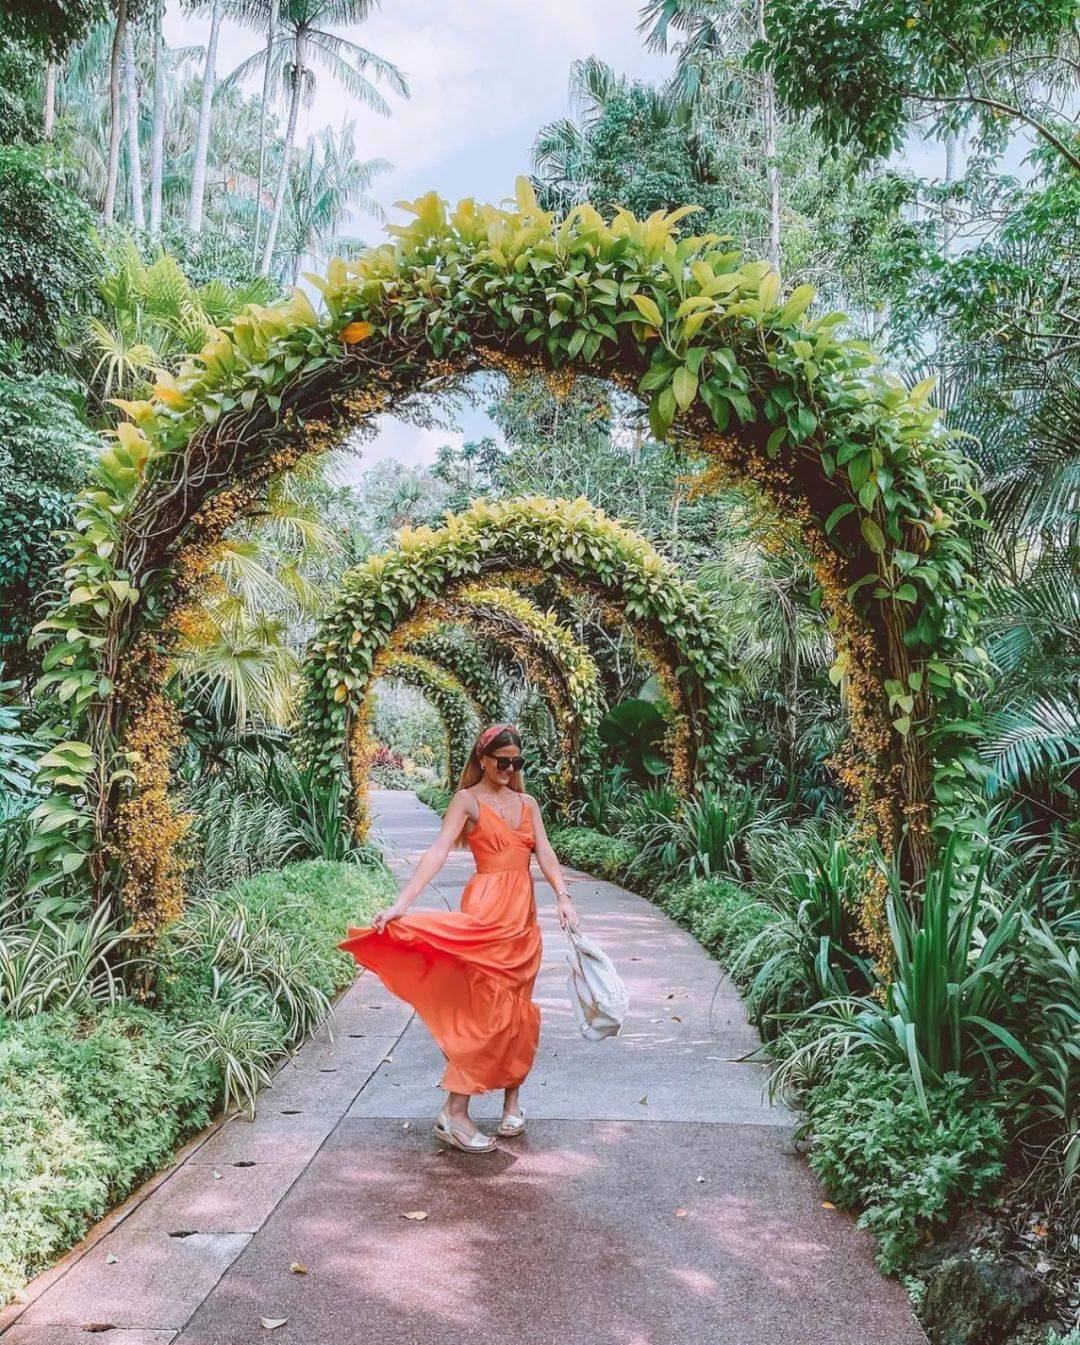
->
xmin=338 ymin=799 xmax=543 ymax=1095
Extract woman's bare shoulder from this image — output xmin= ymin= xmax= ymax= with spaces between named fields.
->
xmin=451 ymin=788 xmax=480 ymax=815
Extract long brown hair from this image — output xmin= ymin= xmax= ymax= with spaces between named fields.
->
xmin=452 ymin=725 xmax=525 ymax=847
xmin=458 ymin=724 xmax=525 ymax=792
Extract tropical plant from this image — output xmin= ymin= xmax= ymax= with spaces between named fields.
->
xmin=769 ymin=834 xmax=1038 ymax=1110
xmin=279 ymin=120 xmax=389 ymax=282
xmin=739 ymin=834 xmax=876 ymax=1002
xmin=0 ymin=902 xmax=128 ymax=1020
xmin=598 ymin=697 xmax=670 ymax=782
xmin=227 ymin=0 xmax=408 ymax=276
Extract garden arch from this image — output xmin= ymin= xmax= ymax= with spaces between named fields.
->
xmin=361 ymin=651 xmax=481 ymax=789
xmin=32 ymin=179 xmax=984 ymax=966
xmin=297 ymin=501 xmax=719 ymax=839
xmin=346 ymin=586 xmax=604 ymax=831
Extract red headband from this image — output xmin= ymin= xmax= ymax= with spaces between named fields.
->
xmin=476 ymin=723 xmax=519 ymax=755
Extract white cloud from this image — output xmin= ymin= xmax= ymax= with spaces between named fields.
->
xmin=165 ymin=0 xmax=672 ymax=223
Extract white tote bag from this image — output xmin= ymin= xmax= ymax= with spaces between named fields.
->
xmin=564 ymin=924 xmax=630 ymax=1040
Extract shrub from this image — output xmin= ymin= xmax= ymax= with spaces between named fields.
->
xmin=550 ymin=826 xmax=636 ymax=883
xmin=0 ymin=371 xmax=94 ymax=677
xmin=0 ymin=1003 xmax=217 ymax=1305
xmin=804 ymin=1055 xmax=1007 ymax=1274
xmin=660 ymin=875 xmax=814 ymax=1036
xmin=0 ymin=859 xmax=391 ymax=1306
xmin=0 ymin=146 xmax=98 ymax=368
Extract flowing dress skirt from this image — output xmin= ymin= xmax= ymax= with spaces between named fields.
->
xmin=338 ymin=801 xmax=542 ymax=1095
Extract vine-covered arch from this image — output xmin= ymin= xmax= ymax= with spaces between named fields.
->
xmin=32 ymin=178 xmax=984 ymax=965
xmin=356 ymin=650 xmax=479 ymax=789
xmin=347 ymin=585 xmax=605 ymax=834
xmin=419 ymin=582 xmax=603 ymax=757
xmin=402 ymin=627 xmax=504 ymax=722
xmin=298 ymin=501 xmax=719 ymax=838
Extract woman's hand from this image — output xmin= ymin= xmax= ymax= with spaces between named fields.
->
xmin=556 ymin=893 xmax=580 ymax=932
xmin=371 ymin=900 xmax=407 ymax=934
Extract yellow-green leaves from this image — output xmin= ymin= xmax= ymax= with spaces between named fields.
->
xmin=630 ymin=293 xmax=663 ymax=329
xmin=861 ymin=517 xmax=887 ymax=553
xmin=672 ymin=366 xmax=698 ymax=412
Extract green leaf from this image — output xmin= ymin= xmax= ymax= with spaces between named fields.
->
xmin=824 ymin=503 xmax=855 ymax=534
xmin=672 ymin=366 xmax=698 ymax=412
xmin=860 ymin=517 xmax=886 ymax=553
xmin=630 ymin=294 xmax=663 ymax=328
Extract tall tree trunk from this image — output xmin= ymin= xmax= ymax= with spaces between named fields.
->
xmin=186 ymin=0 xmax=223 ymax=234
xmin=124 ymin=24 xmax=145 ymax=231
xmin=148 ymin=0 xmax=165 ymax=236
xmin=756 ymin=0 xmax=781 ymax=271
xmin=253 ymin=0 xmax=278 ymax=266
xmin=43 ymin=61 xmax=57 ymax=139
xmin=260 ymin=30 xmax=304 ymax=278
xmin=942 ymin=132 xmax=957 ymax=257
xmin=103 ymin=0 xmax=128 ymax=225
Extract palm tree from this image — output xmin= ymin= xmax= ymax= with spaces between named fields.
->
xmin=228 ymin=0 xmax=408 ymax=277
xmin=640 ymin=0 xmax=783 ymax=268
xmin=103 ymin=0 xmax=129 ymax=224
xmin=124 ymin=21 xmax=145 ymax=230
xmin=251 ymin=0 xmax=278 ymax=265
xmin=148 ymin=0 xmax=165 ymax=234
xmin=531 ymin=57 xmax=690 ymax=214
xmin=186 ymin=0 xmax=226 ymax=232
xmin=280 ymin=121 xmax=388 ymax=281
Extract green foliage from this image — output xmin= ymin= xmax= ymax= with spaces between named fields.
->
xmin=598 ymin=697 xmax=670 ymax=781
xmin=0 ymin=145 xmax=99 ymax=369
xmin=549 ymin=825 xmax=637 ymax=883
xmin=414 ymin=779 xmax=452 ymax=816
xmin=760 ymin=0 xmax=1079 ymax=169
xmin=0 ymin=1002 xmax=217 ymax=1305
xmin=0 ymin=370 xmax=95 ymax=676
xmin=259 ymin=756 xmax=375 ymax=863
xmin=0 ymin=858 xmax=389 ymax=1304
xmin=0 ymin=34 xmax=42 ymax=141
xmin=770 ymin=834 xmax=1038 ymax=1108
xmin=805 ymin=1055 xmax=1006 ymax=1273
xmin=0 ymin=0 xmax=107 ymax=61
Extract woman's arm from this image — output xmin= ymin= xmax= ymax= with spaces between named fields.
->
xmin=371 ymin=791 xmax=475 ymax=932
xmin=526 ymin=795 xmax=581 ymax=931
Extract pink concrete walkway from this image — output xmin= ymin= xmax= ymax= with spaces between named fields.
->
xmin=0 ymin=789 xmax=925 ymax=1345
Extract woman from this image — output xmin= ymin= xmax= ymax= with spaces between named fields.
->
xmin=339 ymin=723 xmax=581 ymax=1155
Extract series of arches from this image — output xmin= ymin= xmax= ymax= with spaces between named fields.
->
xmin=30 ymin=180 xmax=985 ymax=966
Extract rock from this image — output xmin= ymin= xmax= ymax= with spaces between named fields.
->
xmin=921 ymin=1254 xmax=1049 ymax=1345
xmin=911 ymin=1210 xmax=1000 ymax=1276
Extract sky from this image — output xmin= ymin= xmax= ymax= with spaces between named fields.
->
xmin=165 ymin=2 xmax=673 ymax=481
xmin=164 ymin=2 xmax=996 ymax=486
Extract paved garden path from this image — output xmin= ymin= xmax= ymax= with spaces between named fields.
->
xmin=1 ymin=790 xmax=925 ymax=1345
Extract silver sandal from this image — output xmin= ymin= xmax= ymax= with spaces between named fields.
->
xmin=433 ymin=1107 xmax=497 ymax=1154
xmin=496 ymin=1109 xmax=526 ymax=1137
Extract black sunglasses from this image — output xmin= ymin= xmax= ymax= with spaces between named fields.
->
xmin=487 ymin=754 xmax=525 ymax=772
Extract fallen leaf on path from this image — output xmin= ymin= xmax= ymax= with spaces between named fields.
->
xmin=260 ymin=1319 xmax=288 ymax=1330
xmin=674 ymin=1209 xmax=688 ymax=1218
xmin=381 ymin=1056 xmax=394 ymax=1064
xmin=402 ymin=1210 xmax=429 ymax=1221
xmin=671 ymin=1015 xmax=682 ymax=1022
xmin=290 ymin=1263 xmax=308 ymax=1275
xmin=821 ymin=1201 xmax=836 ymax=1210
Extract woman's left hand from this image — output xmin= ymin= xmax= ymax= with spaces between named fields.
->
xmin=557 ymin=893 xmax=580 ymax=931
